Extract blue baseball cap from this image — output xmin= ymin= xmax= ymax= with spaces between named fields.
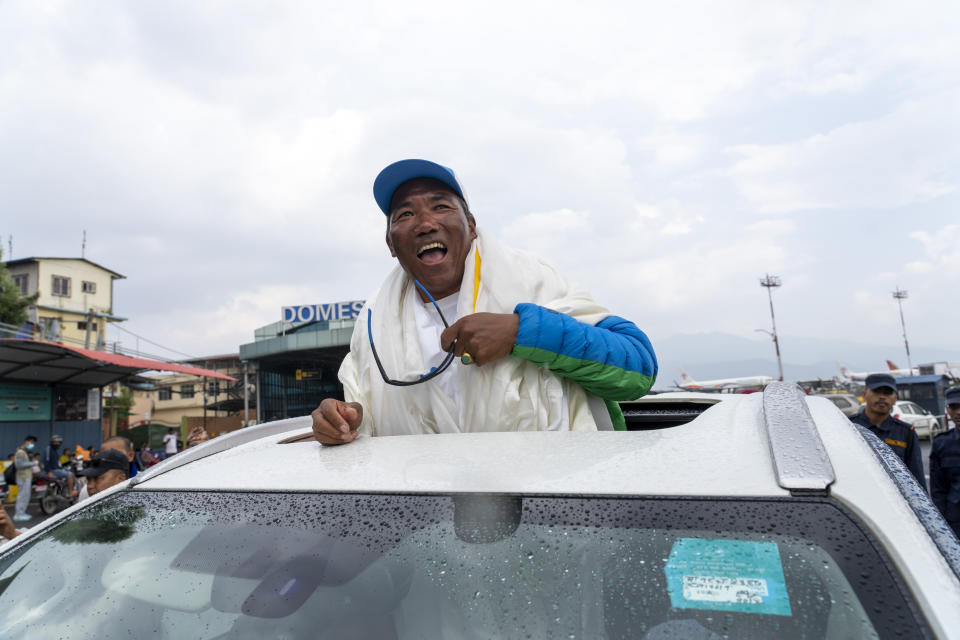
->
xmin=865 ymin=373 xmax=897 ymax=391
xmin=945 ymin=386 xmax=960 ymax=405
xmin=373 ymin=159 xmax=465 ymax=215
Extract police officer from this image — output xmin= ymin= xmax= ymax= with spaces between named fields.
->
xmin=930 ymin=386 xmax=960 ymax=536
xmin=850 ymin=373 xmax=925 ymax=490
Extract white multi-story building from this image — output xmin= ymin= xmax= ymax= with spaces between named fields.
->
xmin=4 ymin=256 xmax=125 ymax=348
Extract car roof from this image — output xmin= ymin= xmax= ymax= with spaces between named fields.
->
xmin=136 ymin=393 xmax=786 ymax=496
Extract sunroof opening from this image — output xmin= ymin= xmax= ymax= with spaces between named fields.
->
xmin=619 ymin=399 xmax=721 ymax=431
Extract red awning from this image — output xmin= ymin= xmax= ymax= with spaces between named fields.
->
xmin=0 ymin=339 xmax=237 ymax=387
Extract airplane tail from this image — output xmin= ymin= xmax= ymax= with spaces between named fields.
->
xmin=886 ymin=360 xmax=899 ymax=371
xmin=837 ymin=361 xmax=851 ymax=381
xmin=678 ymin=368 xmax=696 ymax=385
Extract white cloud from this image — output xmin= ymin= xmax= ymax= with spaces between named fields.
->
xmin=728 ymin=92 xmax=959 ymax=213
xmin=911 ymin=224 xmax=960 ymax=273
xmin=905 ymin=261 xmax=935 ymax=275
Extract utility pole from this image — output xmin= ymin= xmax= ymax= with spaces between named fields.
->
xmin=759 ymin=274 xmax=784 ymax=382
xmin=893 ymin=287 xmax=912 ymax=372
xmin=243 ymin=362 xmax=250 ymax=428
xmin=84 ymin=309 xmax=94 ymax=349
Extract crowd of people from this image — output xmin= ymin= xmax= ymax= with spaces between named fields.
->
xmin=1 ymin=425 xmax=211 ymax=539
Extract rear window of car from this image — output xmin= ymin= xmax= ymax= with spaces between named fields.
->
xmin=0 ymin=491 xmax=929 ymax=639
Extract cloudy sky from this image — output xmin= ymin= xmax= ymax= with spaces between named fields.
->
xmin=2 ymin=1 xmax=958 ymax=376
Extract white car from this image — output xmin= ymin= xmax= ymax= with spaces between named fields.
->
xmin=1 ymin=383 xmax=959 ymax=638
xmin=812 ymin=393 xmax=862 ymax=418
xmin=893 ymin=400 xmax=942 ymax=439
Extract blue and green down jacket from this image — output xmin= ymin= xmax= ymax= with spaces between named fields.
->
xmin=511 ymin=303 xmax=658 ymax=430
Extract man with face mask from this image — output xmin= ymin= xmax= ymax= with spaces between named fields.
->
xmin=13 ymin=435 xmax=38 ymax=522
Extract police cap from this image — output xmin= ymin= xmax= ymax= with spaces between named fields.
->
xmin=946 ymin=386 xmax=960 ymax=406
xmin=865 ymin=373 xmax=897 ymax=392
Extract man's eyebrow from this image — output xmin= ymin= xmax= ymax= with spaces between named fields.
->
xmin=390 ymin=199 xmax=412 ymax=214
xmin=389 ymin=192 xmax=457 ymax=214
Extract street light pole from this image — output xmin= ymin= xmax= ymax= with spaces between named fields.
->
xmin=760 ymin=274 xmax=784 ymax=382
xmin=892 ymin=287 xmax=912 ymax=371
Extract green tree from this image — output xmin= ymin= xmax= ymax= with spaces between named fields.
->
xmin=0 ymin=248 xmax=37 ymax=327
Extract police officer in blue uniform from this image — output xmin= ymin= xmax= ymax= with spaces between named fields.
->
xmin=930 ymin=386 xmax=960 ymax=536
xmin=849 ymin=373 xmax=926 ymax=490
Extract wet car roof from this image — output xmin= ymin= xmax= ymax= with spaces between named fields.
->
xmin=135 ymin=394 xmax=786 ymax=496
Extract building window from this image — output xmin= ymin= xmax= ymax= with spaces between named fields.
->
xmin=207 ymin=381 xmax=221 ymax=396
xmin=158 ymin=388 xmax=172 ymax=401
xmin=12 ymin=274 xmax=27 ymax=296
xmin=81 ymin=281 xmax=97 ymax=294
xmin=52 ymin=275 xmax=71 ymax=297
xmin=180 ymin=384 xmax=195 ymax=399
xmin=77 ymin=321 xmax=98 ymax=332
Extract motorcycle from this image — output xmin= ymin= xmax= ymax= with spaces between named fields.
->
xmin=37 ymin=473 xmax=78 ymax=516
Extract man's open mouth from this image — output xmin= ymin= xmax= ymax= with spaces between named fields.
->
xmin=417 ymin=241 xmax=447 ymax=265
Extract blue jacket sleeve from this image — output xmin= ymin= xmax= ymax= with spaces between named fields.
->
xmin=511 ymin=303 xmax=658 ymax=401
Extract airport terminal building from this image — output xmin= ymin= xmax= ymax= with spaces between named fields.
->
xmin=239 ymin=300 xmax=363 ymax=423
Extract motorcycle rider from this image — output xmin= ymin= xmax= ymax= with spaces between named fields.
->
xmin=43 ymin=435 xmax=77 ymax=498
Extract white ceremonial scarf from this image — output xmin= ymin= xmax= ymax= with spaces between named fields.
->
xmin=339 ymin=227 xmax=611 ymax=436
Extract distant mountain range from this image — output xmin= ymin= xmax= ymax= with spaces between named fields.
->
xmin=651 ymin=332 xmax=960 ymax=390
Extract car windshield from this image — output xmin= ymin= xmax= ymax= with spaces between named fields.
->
xmin=0 ymin=491 xmax=926 ymax=639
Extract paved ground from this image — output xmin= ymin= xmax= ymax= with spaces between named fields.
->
xmin=4 ymin=493 xmax=58 ymax=532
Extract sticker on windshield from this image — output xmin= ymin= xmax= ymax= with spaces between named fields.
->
xmin=663 ymin=538 xmax=791 ymax=616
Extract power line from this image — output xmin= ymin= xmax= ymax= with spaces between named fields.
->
xmin=109 ymin=323 xmax=198 ymax=360
xmin=0 ymin=319 xmax=191 ymax=363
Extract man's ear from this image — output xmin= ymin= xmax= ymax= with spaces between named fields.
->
xmin=467 ymin=214 xmax=477 ymax=241
xmin=385 ymin=230 xmax=396 ymax=257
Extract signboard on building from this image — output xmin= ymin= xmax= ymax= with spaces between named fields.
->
xmin=87 ymin=388 xmax=101 ymax=421
xmin=282 ymin=300 xmax=365 ymax=324
xmin=0 ymin=384 xmax=52 ymax=422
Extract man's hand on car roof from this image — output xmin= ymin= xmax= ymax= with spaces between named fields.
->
xmin=312 ymin=399 xmax=363 ymax=445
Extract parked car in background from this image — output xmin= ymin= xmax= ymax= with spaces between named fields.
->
xmin=2 ymin=384 xmax=960 ymax=638
xmin=893 ymin=400 xmax=943 ymax=439
xmin=813 ymin=392 xmax=862 ymax=417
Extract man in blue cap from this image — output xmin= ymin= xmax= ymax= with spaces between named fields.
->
xmin=850 ymin=373 xmax=925 ymax=489
xmin=312 ymin=159 xmax=657 ymax=443
xmin=929 ymin=386 xmax=960 ymax=535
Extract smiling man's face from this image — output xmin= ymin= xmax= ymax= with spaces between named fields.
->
xmin=385 ymin=178 xmax=477 ymax=301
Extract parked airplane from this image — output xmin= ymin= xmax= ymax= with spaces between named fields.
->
xmin=886 ymin=360 xmax=919 ymax=376
xmin=838 ymin=361 xmax=917 ymax=382
xmin=837 ymin=363 xmax=869 ymax=382
xmin=674 ymin=368 xmax=774 ymax=391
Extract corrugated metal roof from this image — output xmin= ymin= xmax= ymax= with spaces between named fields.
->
xmin=0 ymin=339 xmax=236 ymax=386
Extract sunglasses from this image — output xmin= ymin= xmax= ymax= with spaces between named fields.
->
xmin=948 ymin=404 xmax=960 ymax=411
xmin=367 ymin=280 xmax=457 ymax=387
